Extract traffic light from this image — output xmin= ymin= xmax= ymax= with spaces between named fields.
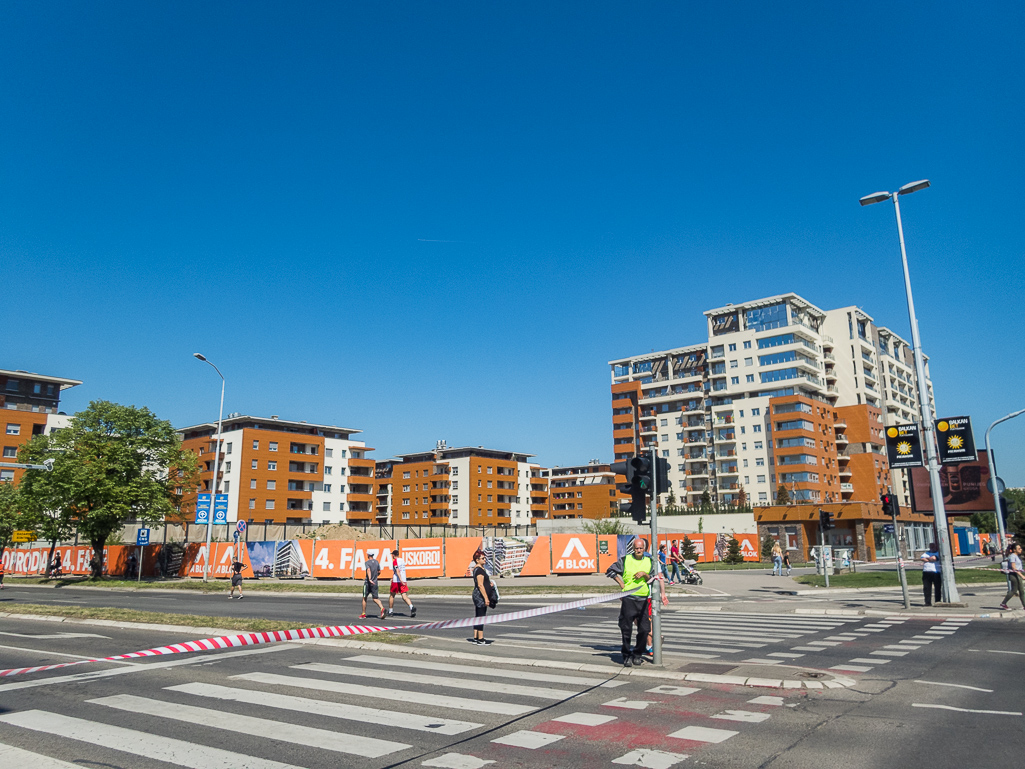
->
xmin=630 ymin=456 xmax=652 ymax=523
xmin=818 ymin=509 xmax=835 ymax=530
xmin=655 ymin=457 xmax=670 ymax=496
xmin=880 ymin=492 xmax=899 ymax=517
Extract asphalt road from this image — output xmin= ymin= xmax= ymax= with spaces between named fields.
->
xmin=0 ymin=613 xmax=1022 ymax=769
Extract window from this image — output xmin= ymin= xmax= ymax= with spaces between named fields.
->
xmin=740 ymin=426 xmax=746 ymax=434
xmin=226 ymin=442 xmax=233 ymax=454
xmin=323 ymin=484 xmax=332 ymax=493
xmin=487 ymin=467 xmax=493 ymax=474
xmin=323 ymin=502 xmax=331 ymax=512
xmin=403 ymin=498 xmax=410 ymax=506
xmin=252 ymin=440 xmax=259 ymax=450
xmin=743 ymin=459 xmax=749 ymax=467
xmin=487 ymin=495 xmax=492 ymax=502
xmin=403 ymin=471 xmax=411 ymax=479
xmin=265 ymin=500 xmax=275 ymax=510
xmin=324 ymin=466 xmax=332 ymax=475
xmin=758 ymin=492 xmax=768 ymax=502
xmin=452 ymin=495 xmax=458 ymax=503
xmin=477 ymin=480 xmax=482 ymax=488
xmin=0 ymin=469 xmax=13 ymax=482
xmin=662 ymin=450 xmax=669 ymax=457
xmin=728 ymin=343 xmax=737 ymax=352
xmin=754 ymin=441 xmax=763 ymax=450
xmin=251 ymin=459 xmax=258 ymax=469
xmin=2 ymin=446 xmax=16 ymax=458
xmin=267 ymin=480 xmax=276 ymax=490
xmin=751 ymin=408 xmax=760 ymax=416
xmin=756 ymin=457 xmax=765 ymax=466
xmin=224 ymin=461 xmax=231 ymax=472
xmin=773 ymin=401 xmax=812 ymax=414
xmin=402 ymin=485 xmax=410 ymax=492
xmin=661 ymin=434 xmax=668 ymax=441
xmin=486 ymin=481 xmax=493 ymax=488
xmin=744 ymin=357 xmax=753 ymax=366
xmin=757 ymin=475 xmax=766 ymax=483
xmin=5 ymin=379 xmax=19 ymax=392
xmin=677 ymin=448 xmax=684 ymax=456
xmin=746 ymin=374 xmax=755 ymax=382
xmin=660 ymin=418 xmax=668 ymax=426
xmin=268 ymin=461 xmax=277 ymax=471
xmin=679 ymin=480 xmax=687 ymax=488
xmin=739 ymin=410 xmax=744 ymax=417
xmin=731 ymin=377 xmax=740 ymax=385
xmin=746 ymin=302 xmax=787 ymax=332
xmin=250 ymin=479 xmax=257 ymax=489
xmin=730 ymin=360 xmax=739 ymax=369
xmin=744 ymin=476 xmax=750 ymax=484
xmin=753 ymin=424 xmax=762 ymax=433
xmin=6 ymin=424 xmax=20 ymax=435
xmin=451 ymin=467 xmax=458 ymax=475
xmin=269 ymin=442 xmax=278 ymax=452
xmin=402 ymin=512 xmax=410 ymax=519
xmin=325 ymin=448 xmax=333 ymax=457
xmin=743 ymin=341 xmax=752 ymax=349
xmin=452 ymin=481 xmax=458 ymax=490
xmin=249 ymin=499 xmax=256 ymax=509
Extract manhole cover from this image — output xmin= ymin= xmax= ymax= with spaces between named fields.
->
xmin=798 ymin=671 xmax=826 ymax=679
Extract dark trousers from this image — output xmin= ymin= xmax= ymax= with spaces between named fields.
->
xmin=618 ymin=597 xmax=651 ymax=657
xmin=923 ymin=570 xmax=942 ymax=605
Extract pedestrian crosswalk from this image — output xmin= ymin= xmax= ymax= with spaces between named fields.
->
xmin=491 ymin=609 xmax=865 ymax=659
xmin=0 ymin=647 xmax=792 ymax=769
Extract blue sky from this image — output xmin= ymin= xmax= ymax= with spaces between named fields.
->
xmin=3 ymin=2 xmax=1023 ymax=484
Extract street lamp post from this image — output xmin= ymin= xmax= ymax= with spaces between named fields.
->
xmin=860 ymin=180 xmax=959 ymax=603
xmin=193 ymin=353 xmax=225 ymax=583
xmin=985 ymin=408 xmax=1025 ymax=552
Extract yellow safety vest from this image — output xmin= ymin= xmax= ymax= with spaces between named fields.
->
xmin=622 ymin=554 xmax=652 ymax=598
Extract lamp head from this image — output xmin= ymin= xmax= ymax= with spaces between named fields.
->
xmin=859 ymin=191 xmax=891 ymax=206
xmin=898 ymin=179 xmax=930 ymax=196
xmin=193 ymin=353 xmax=207 ymax=361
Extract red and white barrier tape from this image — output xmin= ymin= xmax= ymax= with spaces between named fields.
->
xmin=0 ymin=587 xmax=640 ymax=678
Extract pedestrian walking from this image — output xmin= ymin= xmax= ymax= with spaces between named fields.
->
xmin=471 ymin=549 xmax=494 ymax=645
xmin=669 ymin=540 xmax=683 ymax=584
xmin=360 ymin=553 xmax=385 ymax=619
xmin=606 ymin=537 xmax=653 ymax=667
xmin=783 ymin=550 xmax=792 ymax=577
xmin=658 ymin=544 xmax=669 ymax=581
xmin=771 ymin=541 xmax=783 ymax=576
xmin=126 ymin=551 xmax=138 ymax=580
xmin=229 ymin=558 xmax=245 ymax=599
xmin=387 ymin=548 xmax=416 ymax=618
xmin=999 ymin=542 xmax=1025 ymax=611
xmin=0 ymin=558 xmax=5 ymax=590
xmin=920 ymin=542 xmax=942 ymax=606
xmin=50 ymin=552 xmax=62 ymax=578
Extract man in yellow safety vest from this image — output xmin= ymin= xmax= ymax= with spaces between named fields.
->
xmin=606 ymin=537 xmax=653 ymax=667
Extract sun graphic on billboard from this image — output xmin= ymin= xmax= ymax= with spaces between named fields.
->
xmin=896 ymin=441 xmax=913 ymax=456
xmin=887 ymin=427 xmax=898 ymax=439
xmin=937 ymin=421 xmax=949 ymax=432
xmin=947 ymin=435 xmax=964 ymax=450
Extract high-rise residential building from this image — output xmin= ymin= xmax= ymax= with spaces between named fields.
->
xmin=548 ymin=460 xmax=619 ymax=519
xmin=178 ymin=415 xmax=374 ymax=525
xmin=0 ymin=368 xmax=81 ymax=483
xmin=373 ymin=442 xmax=548 ymax=526
xmin=608 ymin=293 xmax=933 ymax=510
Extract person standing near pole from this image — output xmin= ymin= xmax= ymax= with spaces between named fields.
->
xmin=999 ymin=542 xmax=1024 ymax=611
xmin=606 ymin=537 xmax=652 ymax=668
xmin=920 ymin=542 xmax=942 ymax=606
xmin=387 ymin=548 xmax=416 ymax=618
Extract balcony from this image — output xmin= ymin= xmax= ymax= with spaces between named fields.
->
xmin=833 ymin=420 xmax=847 ymax=430
xmin=835 ymin=434 xmax=849 ymax=444
xmin=719 ymin=466 xmax=739 ymax=475
xmin=839 ymin=468 xmax=852 ymax=477
xmin=840 ymin=483 xmax=854 ymax=493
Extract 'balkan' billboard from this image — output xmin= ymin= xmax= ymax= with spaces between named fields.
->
xmin=935 ymin=416 xmax=978 ymax=464
xmin=885 ymin=423 xmax=924 ymax=469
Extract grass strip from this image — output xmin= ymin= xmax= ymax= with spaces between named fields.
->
xmin=1 ymin=602 xmax=417 ymax=643
xmin=3 ymin=576 xmax=616 ymax=596
xmin=795 ymin=569 xmax=1008 ymax=588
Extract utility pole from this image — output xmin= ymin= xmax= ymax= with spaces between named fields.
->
xmin=649 ymin=446 xmax=662 ymax=666
xmin=885 ymin=490 xmax=911 ymax=609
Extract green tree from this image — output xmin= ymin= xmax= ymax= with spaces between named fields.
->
xmin=1004 ymin=489 xmax=1025 ymax=540
xmin=775 ymin=485 xmax=790 ymax=505
xmin=18 ymin=401 xmax=199 ymax=577
xmin=760 ymin=535 xmax=775 ymax=562
xmin=724 ymin=536 xmax=745 ymax=565
xmin=699 ymin=488 xmax=713 ymax=514
xmin=681 ymin=535 xmax=697 ymax=561
xmin=969 ymin=511 xmax=996 ymax=534
xmin=583 ymin=518 xmax=631 ymax=536
xmin=0 ymin=481 xmax=34 ymax=560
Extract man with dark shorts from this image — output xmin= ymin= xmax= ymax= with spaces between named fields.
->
xmin=229 ymin=558 xmax=245 ymax=599
xmin=361 ymin=552 xmax=385 ymax=619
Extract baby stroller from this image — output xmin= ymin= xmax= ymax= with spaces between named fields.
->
xmin=680 ymin=559 xmax=703 ymax=585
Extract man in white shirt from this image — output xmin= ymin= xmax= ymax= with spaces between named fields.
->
xmin=920 ymin=542 xmax=942 ymax=606
xmin=387 ymin=548 xmax=416 ymax=618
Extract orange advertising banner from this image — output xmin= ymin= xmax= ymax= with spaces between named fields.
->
xmin=445 ymin=536 xmax=483 ymax=579
xmin=181 ymin=543 xmax=253 ymax=578
xmin=352 ymin=540 xmax=397 ymax=581
xmin=310 ymin=539 xmax=357 ymax=578
xmin=551 ymin=534 xmax=599 ymax=574
xmin=518 ymin=536 xmax=550 ymax=576
xmin=396 ymin=538 xmax=445 ymax=579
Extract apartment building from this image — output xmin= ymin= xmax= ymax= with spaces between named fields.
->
xmin=548 ymin=460 xmax=619 ymax=519
xmin=178 ymin=415 xmax=373 ymax=525
xmin=0 ymin=368 xmax=81 ymax=483
xmin=374 ymin=442 xmax=549 ymax=526
xmin=608 ymin=293 xmax=933 ymax=511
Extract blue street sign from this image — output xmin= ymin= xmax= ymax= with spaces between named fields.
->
xmin=883 ymin=524 xmax=895 ymax=534
xmin=195 ymin=492 xmax=212 ymax=524
xmin=212 ymin=493 xmax=229 ymax=525
xmin=236 ymin=520 xmax=247 ymax=533
xmin=136 ymin=528 xmax=150 ymax=546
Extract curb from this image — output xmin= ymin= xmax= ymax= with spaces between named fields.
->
xmin=792 ymin=607 xmax=1018 ymax=620
xmin=1 ymin=610 xmax=853 ymax=690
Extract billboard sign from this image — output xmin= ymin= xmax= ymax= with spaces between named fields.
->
xmin=935 ymin=416 xmax=978 ymax=464
xmin=195 ymin=493 xmax=211 ymax=524
xmin=910 ymin=450 xmax=996 ymax=513
xmin=885 ymin=423 xmax=924 ymax=469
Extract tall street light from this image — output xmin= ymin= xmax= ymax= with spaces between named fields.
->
xmin=193 ymin=353 xmax=225 ymax=583
xmin=986 ymin=408 xmax=1025 ymax=552
xmin=860 ymin=179 xmax=959 ymax=603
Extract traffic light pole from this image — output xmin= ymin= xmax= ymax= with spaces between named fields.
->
xmin=893 ymin=503 xmax=910 ymax=610
xmin=649 ymin=446 xmax=662 ymax=666
xmin=818 ymin=524 xmax=829 ymax=589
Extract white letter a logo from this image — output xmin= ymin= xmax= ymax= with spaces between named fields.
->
xmin=560 ymin=537 xmax=590 ymax=559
